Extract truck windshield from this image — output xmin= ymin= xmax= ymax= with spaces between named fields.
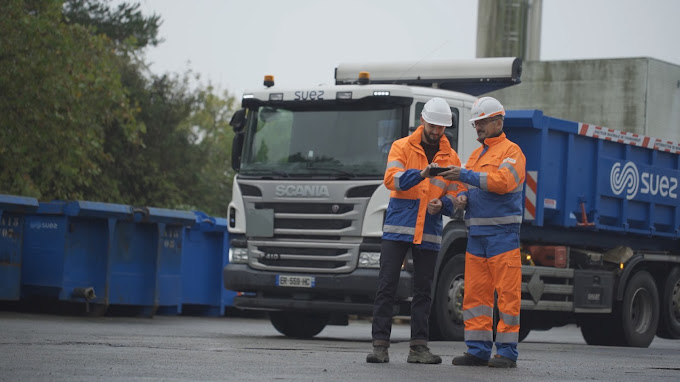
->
xmin=239 ymin=104 xmax=405 ymax=178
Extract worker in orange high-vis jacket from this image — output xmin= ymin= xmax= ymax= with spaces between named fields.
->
xmin=443 ymin=96 xmax=526 ymax=369
xmin=367 ymin=97 xmax=465 ymax=365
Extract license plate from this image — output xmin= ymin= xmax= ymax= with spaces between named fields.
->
xmin=276 ymin=275 xmax=315 ymax=288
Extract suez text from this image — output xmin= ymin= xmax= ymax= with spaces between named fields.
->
xmin=294 ymin=91 xmax=324 ymax=101
xmin=640 ymin=173 xmax=678 ymax=199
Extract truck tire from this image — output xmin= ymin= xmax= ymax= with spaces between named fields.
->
xmin=580 ymin=315 xmax=624 ymax=346
xmin=518 ymin=327 xmax=531 ymax=342
xmin=431 ymin=255 xmax=466 ymax=341
xmin=269 ymin=311 xmax=329 ymax=338
xmin=581 ymin=270 xmax=659 ymax=347
xmin=657 ymin=267 xmax=680 ymax=339
xmin=619 ymin=270 xmax=659 ymax=347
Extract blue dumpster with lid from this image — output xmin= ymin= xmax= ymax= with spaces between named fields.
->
xmin=181 ymin=211 xmax=235 ymax=316
xmin=132 ymin=207 xmax=196 ymax=315
xmin=0 ymin=194 xmax=39 ymax=301
xmin=21 ymin=200 xmax=133 ymax=311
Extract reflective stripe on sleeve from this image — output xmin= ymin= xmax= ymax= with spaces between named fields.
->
xmin=394 ymin=172 xmax=404 ymax=191
xmin=480 ymin=173 xmax=488 ymax=190
xmin=387 ymin=161 xmax=404 ymax=169
xmin=499 ymin=163 xmax=520 ymax=185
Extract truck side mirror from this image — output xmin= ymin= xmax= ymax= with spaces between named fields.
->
xmin=231 ymin=133 xmax=244 ymax=172
xmin=230 ymin=109 xmax=247 ymax=132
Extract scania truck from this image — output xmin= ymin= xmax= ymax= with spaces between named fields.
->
xmin=224 ymin=57 xmax=680 ymax=347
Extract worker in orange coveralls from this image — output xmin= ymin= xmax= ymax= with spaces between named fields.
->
xmin=367 ymin=97 xmax=465 ymax=365
xmin=444 ymin=96 xmax=526 ymax=368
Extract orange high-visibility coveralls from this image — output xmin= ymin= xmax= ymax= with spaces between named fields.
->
xmin=457 ymin=132 xmax=526 ymax=361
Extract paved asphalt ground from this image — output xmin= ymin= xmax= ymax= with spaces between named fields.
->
xmin=0 ymin=309 xmax=678 ymax=381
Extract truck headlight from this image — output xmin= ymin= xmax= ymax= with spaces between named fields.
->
xmin=358 ymin=252 xmax=381 ymax=268
xmin=229 ymin=247 xmax=249 ymax=264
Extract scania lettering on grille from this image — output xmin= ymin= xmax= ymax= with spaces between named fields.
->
xmin=275 ymin=184 xmax=330 ymax=197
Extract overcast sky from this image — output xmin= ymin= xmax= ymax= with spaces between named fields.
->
xmin=127 ymin=0 xmax=680 ymax=98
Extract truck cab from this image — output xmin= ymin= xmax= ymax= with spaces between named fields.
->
xmin=224 ymin=58 xmax=521 ymax=338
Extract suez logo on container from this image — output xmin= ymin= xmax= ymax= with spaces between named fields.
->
xmin=28 ymin=221 xmax=59 ymax=230
xmin=610 ymin=161 xmax=678 ymax=200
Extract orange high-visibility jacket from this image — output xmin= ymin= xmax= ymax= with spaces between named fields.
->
xmin=382 ymin=125 xmax=464 ymax=250
xmin=458 ymin=132 xmax=526 ymax=236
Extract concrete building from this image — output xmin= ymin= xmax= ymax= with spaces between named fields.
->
xmin=476 ymin=1 xmax=679 ymax=143
xmin=487 ymin=57 xmax=680 ymax=143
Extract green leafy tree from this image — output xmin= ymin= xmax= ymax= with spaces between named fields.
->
xmin=62 ymin=0 xmax=162 ymax=50
xmin=101 ymin=71 xmax=201 ymax=208
xmin=178 ymin=85 xmax=237 ymax=216
xmin=0 ymin=0 xmax=141 ymax=200
xmin=1 ymin=0 xmax=237 ymax=216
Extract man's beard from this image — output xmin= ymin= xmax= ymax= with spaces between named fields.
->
xmin=422 ymin=133 xmax=440 ymax=145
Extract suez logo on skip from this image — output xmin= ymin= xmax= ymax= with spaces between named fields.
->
xmin=610 ymin=161 xmax=678 ymax=200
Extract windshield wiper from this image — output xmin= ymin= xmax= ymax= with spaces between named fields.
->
xmin=304 ymin=166 xmax=358 ymax=178
xmin=241 ymin=168 xmax=290 ymax=178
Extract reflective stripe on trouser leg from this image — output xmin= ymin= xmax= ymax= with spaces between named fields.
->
xmin=489 ymin=247 xmax=522 ymax=361
xmin=463 ymin=248 xmax=494 ymax=360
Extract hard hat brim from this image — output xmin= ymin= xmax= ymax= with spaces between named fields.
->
xmin=469 ymin=110 xmax=505 ymax=123
xmin=422 ymin=112 xmax=452 ymax=127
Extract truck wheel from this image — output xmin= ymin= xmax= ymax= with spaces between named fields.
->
xmin=269 ymin=311 xmax=329 ymax=338
xmin=657 ymin=267 xmax=680 ymax=339
xmin=518 ymin=326 xmax=531 ymax=342
xmin=431 ymin=255 xmax=465 ymax=341
xmin=580 ymin=315 xmax=623 ymax=346
xmin=619 ymin=270 xmax=659 ymax=347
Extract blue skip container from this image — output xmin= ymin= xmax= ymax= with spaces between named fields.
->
xmin=21 ymin=201 xmax=133 ymax=311
xmin=0 ymin=194 xmax=39 ymax=301
xmin=504 ymin=110 xmax=680 ymax=250
xmin=180 ymin=211 xmax=235 ymax=316
xmin=132 ymin=207 xmax=196 ymax=315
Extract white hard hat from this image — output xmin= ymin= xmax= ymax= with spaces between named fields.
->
xmin=421 ymin=97 xmax=452 ymax=127
xmin=469 ymin=96 xmax=505 ymax=123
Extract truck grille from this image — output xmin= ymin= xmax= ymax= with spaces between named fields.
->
xmin=521 ymin=266 xmax=574 ymax=311
xmin=247 ymin=239 xmax=359 ymax=273
xmin=275 ymin=218 xmax=352 ymax=230
xmin=238 ymin=179 xmax=384 ymax=273
xmin=254 ymin=202 xmax=354 ymax=214
xmin=251 ymin=202 xmax=359 ymax=233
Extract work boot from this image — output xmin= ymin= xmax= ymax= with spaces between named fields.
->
xmin=407 ymin=345 xmax=442 ymax=364
xmin=452 ymin=352 xmax=488 ymax=366
xmin=487 ymin=354 xmax=517 ymax=368
xmin=366 ymin=345 xmax=389 ymax=363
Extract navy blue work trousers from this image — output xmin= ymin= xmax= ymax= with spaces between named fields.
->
xmin=371 ymin=239 xmax=438 ymax=346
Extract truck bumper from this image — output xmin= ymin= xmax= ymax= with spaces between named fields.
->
xmin=224 ymin=264 xmax=413 ymax=315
